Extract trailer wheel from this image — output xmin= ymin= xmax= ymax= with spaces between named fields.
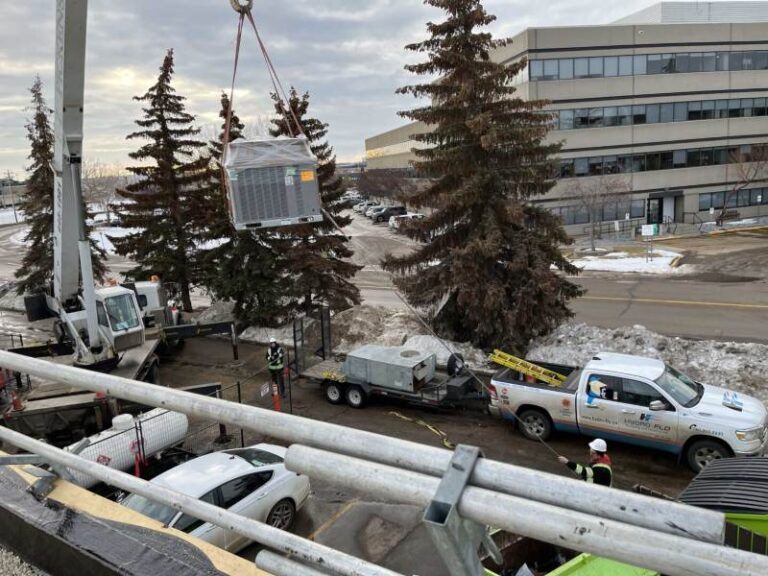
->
xmin=517 ymin=409 xmax=552 ymax=441
xmin=324 ymin=382 xmax=344 ymax=405
xmin=345 ymin=385 xmax=367 ymax=409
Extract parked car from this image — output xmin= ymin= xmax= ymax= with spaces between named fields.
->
xmin=373 ymin=205 xmax=407 ymax=223
xmin=356 ymin=201 xmax=379 ymax=214
xmin=365 ymin=205 xmax=385 ymax=218
xmin=122 ymin=444 xmax=310 ymax=552
xmin=389 ymin=215 xmax=408 ymax=230
xmin=488 ymin=352 xmax=768 ymax=472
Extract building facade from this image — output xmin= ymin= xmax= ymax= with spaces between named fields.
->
xmin=365 ymin=2 xmax=768 ymax=233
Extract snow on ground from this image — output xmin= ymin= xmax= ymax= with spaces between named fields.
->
xmin=529 ymin=322 xmax=768 ymax=406
xmin=701 ymin=215 xmax=768 ymax=231
xmin=11 ymin=225 xmax=139 ymax=255
xmin=570 ymin=249 xmax=686 ymax=274
xmin=0 ymin=207 xmax=24 ymax=225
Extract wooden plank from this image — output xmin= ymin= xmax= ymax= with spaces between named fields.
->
xmin=300 ymin=359 xmax=343 ymax=380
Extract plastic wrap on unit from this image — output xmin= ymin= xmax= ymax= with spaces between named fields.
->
xmin=224 ymin=137 xmax=324 ymax=230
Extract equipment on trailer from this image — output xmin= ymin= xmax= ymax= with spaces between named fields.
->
xmin=489 ymin=349 xmax=567 ymax=387
xmin=302 ymin=345 xmax=479 ymax=409
xmin=225 ymin=138 xmax=323 ymax=230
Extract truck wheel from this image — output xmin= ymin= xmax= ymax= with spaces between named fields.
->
xmin=324 ymin=382 xmax=344 ymax=405
xmin=144 ymin=361 xmax=159 ymax=385
xmin=686 ymin=439 xmax=731 ymax=472
xmin=345 ymin=385 xmax=367 ymax=409
xmin=517 ymin=409 xmax=552 ymax=441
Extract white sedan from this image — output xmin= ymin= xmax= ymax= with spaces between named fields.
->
xmin=122 ymin=444 xmax=310 ymax=553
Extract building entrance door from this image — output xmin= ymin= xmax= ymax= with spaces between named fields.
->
xmin=647 ymin=198 xmax=662 ymax=224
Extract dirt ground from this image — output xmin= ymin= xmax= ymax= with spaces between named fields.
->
xmin=158 ymin=336 xmax=698 ymax=571
xmin=658 ymin=228 xmax=768 ymax=281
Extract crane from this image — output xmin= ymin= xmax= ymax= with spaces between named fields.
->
xmin=26 ymin=0 xmax=147 ymax=369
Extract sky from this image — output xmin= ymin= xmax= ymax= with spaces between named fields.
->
xmin=0 ymin=0 xmax=686 ymax=177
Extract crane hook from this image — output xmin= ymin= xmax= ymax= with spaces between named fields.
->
xmin=229 ymin=0 xmax=253 ymax=14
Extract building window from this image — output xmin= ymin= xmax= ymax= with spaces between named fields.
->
xmin=673 ymin=150 xmax=687 ymax=168
xmin=660 ymin=103 xmax=674 ymax=123
xmin=632 ymin=105 xmax=646 ymax=125
xmin=543 ymin=59 xmax=559 ymax=80
xmin=630 ymin=199 xmax=645 ymax=218
xmin=701 ymin=100 xmax=715 ymax=120
xmin=603 ymin=106 xmax=618 ymax=127
xmin=674 ymin=102 xmax=688 ymax=122
xmin=618 ymin=105 xmax=632 ymax=126
xmin=588 ymin=107 xmax=604 ymax=127
xmin=527 ymin=49 xmax=768 ymax=81
xmin=588 ymin=157 xmax=604 ymax=175
xmin=559 ymin=58 xmax=574 ymax=79
xmin=645 ymin=104 xmax=660 ymax=124
xmin=619 ymin=56 xmax=633 ymax=76
xmin=575 ymin=108 xmax=590 ymax=129
xmin=574 ymin=58 xmax=589 ymax=79
xmin=688 ymin=101 xmax=701 ymax=121
xmin=559 ymin=109 xmax=574 ymax=130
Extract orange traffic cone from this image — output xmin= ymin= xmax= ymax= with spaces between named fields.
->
xmin=11 ymin=391 xmax=24 ymax=412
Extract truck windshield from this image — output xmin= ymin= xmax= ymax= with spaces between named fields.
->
xmin=655 ymin=365 xmax=702 ymax=407
xmin=105 ymin=294 xmax=140 ymax=332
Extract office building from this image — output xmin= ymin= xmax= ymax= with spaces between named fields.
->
xmin=365 ymin=2 xmax=768 ymax=233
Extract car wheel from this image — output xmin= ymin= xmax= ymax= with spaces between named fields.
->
xmin=345 ymin=385 xmax=367 ymax=409
xmin=266 ymin=499 xmax=296 ymax=531
xmin=686 ymin=439 xmax=731 ymax=472
xmin=325 ymin=382 xmax=344 ymax=405
xmin=517 ymin=409 xmax=552 ymax=441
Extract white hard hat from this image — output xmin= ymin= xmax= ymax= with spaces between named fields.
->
xmin=589 ymin=438 xmax=608 ymax=453
xmin=269 ymin=337 xmax=277 ymax=344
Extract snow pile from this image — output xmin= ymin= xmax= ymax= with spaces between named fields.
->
xmin=0 ymin=208 xmax=24 ymax=225
xmin=0 ymin=282 xmax=25 ymax=312
xmin=402 ymin=335 xmax=489 ymax=368
xmin=529 ymin=322 xmax=768 ymax=405
xmin=239 ymin=323 xmax=297 ymax=347
xmin=195 ymin=300 xmax=234 ymax=324
xmin=570 ymin=249 xmax=686 ymax=274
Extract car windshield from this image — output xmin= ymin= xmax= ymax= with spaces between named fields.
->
xmin=655 ymin=365 xmax=702 ymax=407
xmin=227 ymin=448 xmax=283 ymax=466
xmin=105 ymin=294 xmax=140 ymax=331
xmin=122 ymin=494 xmax=177 ymax=525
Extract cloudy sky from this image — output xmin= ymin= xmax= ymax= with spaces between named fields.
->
xmin=1 ymin=0 xmax=676 ymax=177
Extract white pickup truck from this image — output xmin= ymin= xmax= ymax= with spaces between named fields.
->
xmin=488 ymin=352 xmax=768 ymax=471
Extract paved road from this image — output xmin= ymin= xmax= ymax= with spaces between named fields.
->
xmin=345 ymin=213 xmax=768 ymax=342
xmin=574 ymin=275 xmax=768 ymax=343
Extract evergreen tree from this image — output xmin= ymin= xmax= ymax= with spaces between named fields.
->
xmin=16 ymin=77 xmax=106 ymax=295
xmin=384 ymin=0 xmax=582 ymax=352
xmin=193 ymin=93 xmax=285 ymax=325
xmin=111 ymin=49 xmax=211 ymax=312
xmin=269 ymin=88 xmax=361 ymax=315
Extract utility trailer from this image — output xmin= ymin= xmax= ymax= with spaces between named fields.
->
xmin=300 ymin=345 xmax=481 ymax=409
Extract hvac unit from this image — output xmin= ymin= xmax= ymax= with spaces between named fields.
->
xmin=225 ymin=137 xmax=324 ymax=230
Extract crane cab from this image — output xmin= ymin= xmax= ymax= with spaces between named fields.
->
xmin=93 ymin=286 xmax=145 ymax=352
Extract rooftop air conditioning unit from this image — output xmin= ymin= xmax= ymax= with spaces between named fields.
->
xmin=224 ymin=137 xmax=324 ymax=230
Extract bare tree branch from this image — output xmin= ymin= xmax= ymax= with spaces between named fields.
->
xmin=568 ymin=175 xmax=631 ymax=252
xmin=721 ymin=145 xmax=768 ymax=225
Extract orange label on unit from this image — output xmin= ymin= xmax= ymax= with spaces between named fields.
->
xmin=300 ymin=170 xmax=315 ymax=182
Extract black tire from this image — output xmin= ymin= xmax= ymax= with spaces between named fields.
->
xmin=345 ymin=385 xmax=367 ymax=409
xmin=376 ymin=216 xmax=384 ymax=223
xmin=266 ymin=499 xmax=296 ymax=531
xmin=686 ymin=439 xmax=731 ymax=472
xmin=324 ymin=382 xmax=344 ymax=405
xmin=517 ymin=409 xmax=552 ymax=441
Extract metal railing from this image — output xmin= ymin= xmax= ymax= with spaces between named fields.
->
xmin=0 ymin=351 xmax=767 ymax=576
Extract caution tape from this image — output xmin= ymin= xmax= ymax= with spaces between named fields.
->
xmin=388 ymin=411 xmax=455 ymax=449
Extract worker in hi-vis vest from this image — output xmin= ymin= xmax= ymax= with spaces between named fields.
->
xmin=558 ymin=438 xmax=613 ymax=487
xmin=266 ymin=338 xmax=286 ymax=398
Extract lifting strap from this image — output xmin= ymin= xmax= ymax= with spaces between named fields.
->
xmin=222 ymin=2 xmax=305 ymax=169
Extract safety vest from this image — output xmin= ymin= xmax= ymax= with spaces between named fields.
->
xmin=267 ymin=347 xmax=284 ymax=371
xmin=573 ymin=454 xmax=613 ymax=487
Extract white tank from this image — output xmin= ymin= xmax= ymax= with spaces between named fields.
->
xmin=64 ymin=408 xmax=189 ymax=488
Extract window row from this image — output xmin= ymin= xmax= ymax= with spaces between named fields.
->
xmin=559 ymin=144 xmax=763 ymax=178
xmin=698 ymin=187 xmax=768 ymax=211
xmin=549 ymin=199 xmax=646 ymax=225
xmin=530 ymin=51 xmax=768 ymax=82
xmin=555 ymin=97 xmax=768 ymax=130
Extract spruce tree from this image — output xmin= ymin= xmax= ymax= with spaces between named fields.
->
xmin=193 ymin=93 xmax=285 ymax=325
xmin=384 ymin=0 xmax=582 ymax=352
xmin=16 ymin=77 xmax=106 ymax=295
xmin=111 ymin=49 xmax=210 ymax=312
xmin=269 ymin=88 xmax=361 ymax=315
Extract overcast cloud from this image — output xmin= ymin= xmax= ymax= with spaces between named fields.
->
xmin=0 ymin=0 xmax=685 ymax=176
